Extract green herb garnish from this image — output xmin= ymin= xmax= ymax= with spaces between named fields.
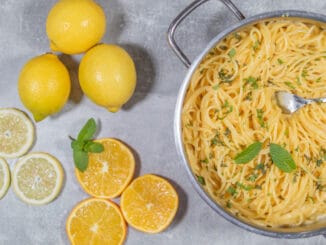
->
xmin=236 ymin=182 xmax=254 ymax=191
xmin=247 ymin=173 xmax=258 ymax=182
xmin=234 ymin=142 xmax=263 ymax=164
xmin=212 ymin=84 xmax=219 ymax=90
xmin=270 ymin=143 xmax=296 ymax=173
xmin=316 ymin=77 xmax=322 ymax=83
xmin=228 ymin=48 xmax=236 ymax=58
xmin=284 ymin=81 xmax=295 ymax=89
xmin=277 ymin=58 xmax=284 ymax=65
xmin=256 ymin=109 xmax=265 ymax=128
xmin=244 ymin=76 xmax=259 ymax=89
xmin=233 ymin=33 xmax=242 ymax=41
xmin=200 ymin=158 xmax=209 ymax=164
xmin=253 ymin=40 xmax=260 ymax=51
xmin=255 ymin=163 xmax=266 ymax=174
xmin=218 ymin=69 xmax=233 ymax=83
xmin=197 ymin=175 xmax=206 ymax=185
xmin=226 ymin=200 xmax=232 ymax=208
xmin=227 ymin=186 xmax=237 ymax=196
xmin=70 ymin=118 xmax=104 ymax=172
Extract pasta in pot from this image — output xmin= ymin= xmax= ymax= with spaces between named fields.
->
xmin=182 ymin=19 xmax=326 ymax=227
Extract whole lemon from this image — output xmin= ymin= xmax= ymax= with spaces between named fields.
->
xmin=79 ymin=44 xmax=137 ymax=112
xmin=18 ymin=54 xmax=71 ymax=122
xmin=46 ymin=0 xmax=106 ymax=54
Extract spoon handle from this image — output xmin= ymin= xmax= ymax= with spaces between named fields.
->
xmin=313 ymin=97 xmax=326 ymax=103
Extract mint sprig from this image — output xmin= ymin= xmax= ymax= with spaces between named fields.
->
xmin=70 ymin=118 xmax=104 ymax=172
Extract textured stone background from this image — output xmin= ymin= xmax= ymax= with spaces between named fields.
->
xmin=0 ymin=0 xmax=325 ymax=244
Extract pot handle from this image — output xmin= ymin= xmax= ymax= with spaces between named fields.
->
xmin=167 ymin=0 xmax=245 ymax=68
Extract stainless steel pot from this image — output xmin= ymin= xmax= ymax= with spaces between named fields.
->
xmin=168 ymin=0 xmax=326 ymax=238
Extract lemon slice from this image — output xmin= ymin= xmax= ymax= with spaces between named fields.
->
xmin=0 ymin=108 xmax=35 ymax=158
xmin=0 ymin=158 xmax=10 ymax=199
xmin=12 ymin=152 xmax=64 ymax=205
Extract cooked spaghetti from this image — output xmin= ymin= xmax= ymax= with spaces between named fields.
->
xmin=182 ymin=19 xmax=326 ymax=227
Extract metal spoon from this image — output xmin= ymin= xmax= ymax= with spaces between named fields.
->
xmin=275 ymin=91 xmax=326 ymax=114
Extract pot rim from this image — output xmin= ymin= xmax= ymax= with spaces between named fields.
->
xmin=174 ymin=9 xmax=326 ymax=239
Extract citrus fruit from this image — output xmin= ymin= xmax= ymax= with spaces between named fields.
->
xmin=18 ymin=53 xmax=71 ymax=122
xmin=75 ymin=138 xmax=135 ymax=198
xmin=0 ymin=158 xmax=10 ymax=200
xmin=46 ymin=0 xmax=106 ymax=54
xmin=79 ymin=44 xmax=137 ymax=112
xmin=66 ymin=198 xmax=126 ymax=245
xmin=0 ymin=108 xmax=35 ymax=158
xmin=121 ymin=174 xmax=179 ymax=233
xmin=12 ymin=152 xmax=64 ymax=205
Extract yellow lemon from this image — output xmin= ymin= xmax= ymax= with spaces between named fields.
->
xmin=18 ymin=53 xmax=71 ymax=122
xmin=79 ymin=44 xmax=137 ymax=112
xmin=46 ymin=0 xmax=106 ymax=54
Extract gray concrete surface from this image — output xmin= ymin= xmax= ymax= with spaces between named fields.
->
xmin=0 ymin=0 xmax=326 ymax=244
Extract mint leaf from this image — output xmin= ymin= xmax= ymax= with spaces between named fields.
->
xmin=73 ymin=150 xmax=89 ymax=172
xmin=77 ymin=118 xmax=97 ymax=142
xmin=71 ymin=140 xmax=83 ymax=151
xmin=234 ymin=142 xmax=262 ymax=164
xmin=270 ymin=143 xmax=296 ymax=173
xmin=84 ymin=141 xmax=104 ymax=153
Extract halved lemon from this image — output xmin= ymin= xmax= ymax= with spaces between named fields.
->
xmin=120 ymin=174 xmax=179 ymax=233
xmin=0 ymin=108 xmax=35 ymax=158
xmin=12 ymin=152 xmax=64 ymax=205
xmin=75 ymin=138 xmax=135 ymax=198
xmin=66 ymin=198 xmax=127 ymax=245
xmin=0 ymin=158 xmax=10 ymax=199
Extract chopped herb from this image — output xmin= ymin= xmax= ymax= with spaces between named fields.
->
xmin=277 ymin=58 xmax=284 ymax=64
xmin=292 ymin=171 xmax=299 ymax=183
xmin=307 ymin=196 xmax=315 ymax=203
xmin=244 ymin=76 xmax=259 ymax=89
xmin=200 ymin=68 xmax=207 ymax=74
xmin=211 ymin=132 xmax=225 ymax=146
xmin=200 ymin=158 xmax=209 ymax=164
xmin=253 ymin=40 xmax=260 ymax=51
xmin=302 ymin=69 xmax=308 ymax=78
xmin=209 ymin=152 xmax=214 ymax=159
xmin=316 ymin=77 xmax=322 ymax=83
xmin=284 ymin=81 xmax=296 ymax=89
xmin=316 ymin=159 xmax=323 ymax=167
xmin=227 ymin=186 xmax=237 ymax=196
xmin=218 ymin=69 xmax=233 ymax=83
xmin=256 ymin=109 xmax=265 ymax=128
xmin=236 ymin=182 xmax=254 ymax=191
xmin=255 ymin=163 xmax=266 ymax=174
xmin=226 ymin=200 xmax=232 ymax=208
xmin=224 ymin=128 xmax=231 ymax=137
xmin=212 ymin=84 xmax=219 ymax=90
xmin=295 ymin=77 xmax=302 ymax=85
xmin=233 ymin=32 xmax=242 ymax=41
xmin=220 ymin=45 xmax=228 ymax=50
xmin=247 ymin=173 xmax=258 ymax=182
xmin=245 ymin=91 xmax=253 ymax=101
xmin=285 ymin=128 xmax=289 ymax=137
xmin=294 ymin=146 xmax=299 ymax=152
xmin=197 ymin=175 xmax=206 ymax=185
xmin=228 ymin=48 xmax=236 ymax=58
